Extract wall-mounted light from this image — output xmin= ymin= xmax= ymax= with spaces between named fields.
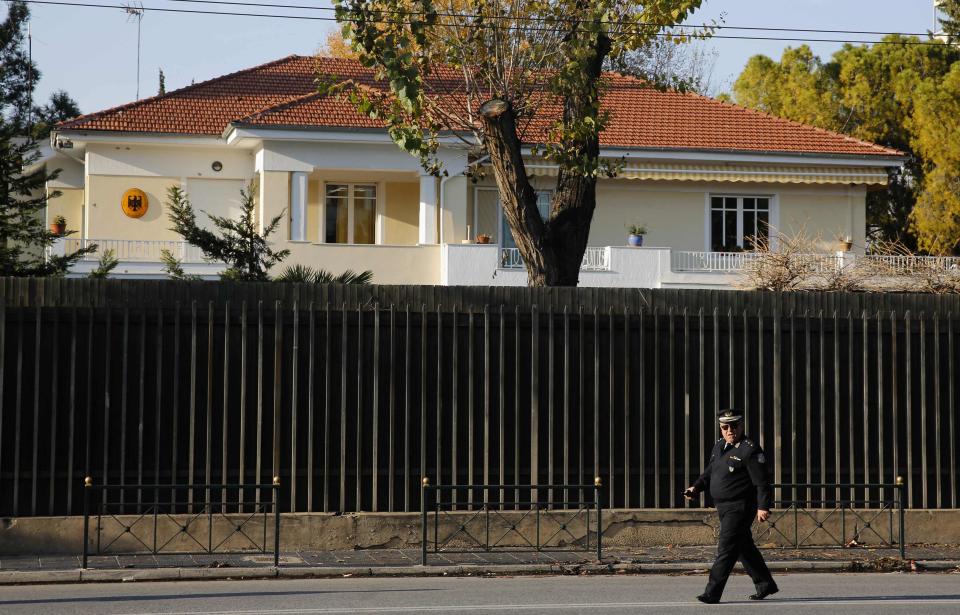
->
xmin=211 ymin=161 xmax=223 ymax=172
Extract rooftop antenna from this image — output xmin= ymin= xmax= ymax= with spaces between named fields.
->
xmin=123 ymin=2 xmax=145 ymax=99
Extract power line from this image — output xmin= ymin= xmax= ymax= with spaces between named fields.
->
xmin=22 ymin=0 xmax=955 ymax=47
xmin=162 ymin=0 xmax=936 ymax=39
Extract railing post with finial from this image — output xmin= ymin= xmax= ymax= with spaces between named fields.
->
xmin=82 ymin=476 xmax=92 ymax=569
xmin=421 ymin=477 xmax=430 ymax=565
xmin=594 ymin=476 xmax=603 ymax=561
xmin=896 ymin=475 xmax=906 ymax=559
xmin=273 ymin=476 xmax=281 ymax=567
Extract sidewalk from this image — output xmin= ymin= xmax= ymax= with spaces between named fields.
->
xmin=1 ymin=545 xmax=958 ymax=584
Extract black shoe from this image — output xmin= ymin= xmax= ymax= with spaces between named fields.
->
xmin=749 ymin=586 xmax=779 ymax=601
xmin=696 ymin=593 xmax=720 ymax=604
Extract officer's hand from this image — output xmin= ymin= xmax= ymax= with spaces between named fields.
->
xmin=756 ymin=509 xmax=770 ymax=523
xmin=683 ymin=486 xmax=697 ymax=500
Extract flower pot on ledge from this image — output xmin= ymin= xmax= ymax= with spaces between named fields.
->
xmin=50 ymin=223 xmax=66 ymax=236
xmin=628 ymin=233 xmax=644 ymax=247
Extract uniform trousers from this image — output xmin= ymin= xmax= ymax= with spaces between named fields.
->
xmin=703 ymin=499 xmax=776 ymax=599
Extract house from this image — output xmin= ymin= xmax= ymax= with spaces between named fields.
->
xmin=45 ymin=55 xmax=906 ymax=287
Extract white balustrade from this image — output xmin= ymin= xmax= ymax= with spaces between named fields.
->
xmin=498 ymin=246 xmax=610 ymax=271
xmin=671 ymin=251 xmax=761 ymax=272
xmin=672 ymin=251 xmax=843 ymax=273
xmin=63 ymin=238 xmax=210 ymax=263
xmin=864 ymin=254 xmax=960 ymax=273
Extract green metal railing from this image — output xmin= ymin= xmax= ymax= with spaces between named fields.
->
xmin=757 ymin=479 xmax=907 ymax=559
xmin=420 ymin=478 xmax=603 ymax=565
xmin=82 ymin=477 xmax=281 ymax=569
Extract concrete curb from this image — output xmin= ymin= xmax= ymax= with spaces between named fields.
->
xmin=1 ymin=559 xmax=958 ymax=585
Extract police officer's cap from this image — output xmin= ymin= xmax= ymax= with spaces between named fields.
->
xmin=718 ymin=409 xmax=743 ymax=424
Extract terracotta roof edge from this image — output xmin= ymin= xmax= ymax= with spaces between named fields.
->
xmin=683 ymin=90 xmax=905 ymax=157
xmin=56 ymin=54 xmax=307 ymax=131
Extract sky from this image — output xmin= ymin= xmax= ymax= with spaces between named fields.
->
xmin=16 ymin=0 xmax=942 ymax=116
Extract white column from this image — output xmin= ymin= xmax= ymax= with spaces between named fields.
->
xmin=418 ymin=174 xmax=438 ymax=244
xmin=290 ymin=171 xmax=308 ymax=241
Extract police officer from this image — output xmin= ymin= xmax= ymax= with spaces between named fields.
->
xmin=684 ymin=409 xmax=779 ymax=604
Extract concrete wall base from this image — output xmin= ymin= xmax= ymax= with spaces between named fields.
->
xmin=1 ymin=509 xmax=956 ymax=555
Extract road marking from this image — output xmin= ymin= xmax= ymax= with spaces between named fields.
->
xmin=116 ymin=597 xmax=960 ymax=615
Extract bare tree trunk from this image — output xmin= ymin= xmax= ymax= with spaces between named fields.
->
xmin=480 ymin=100 xmax=560 ymax=286
xmin=550 ymin=32 xmax=611 ymax=286
xmin=479 ymin=32 xmax=611 ymax=287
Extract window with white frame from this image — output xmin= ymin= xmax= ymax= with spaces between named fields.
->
xmin=709 ymin=195 xmax=770 ymax=251
xmin=324 ymin=183 xmax=377 ymax=244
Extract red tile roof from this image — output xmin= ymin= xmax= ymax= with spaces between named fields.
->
xmin=59 ymin=55 xmax=902 ymax=158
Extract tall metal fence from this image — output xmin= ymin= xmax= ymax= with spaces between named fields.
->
xmin=0 ymin=279 xmax=958 ymax=516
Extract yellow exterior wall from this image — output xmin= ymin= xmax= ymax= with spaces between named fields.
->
xmin=589 ymin=180 xmax=865 ymax=251
xmin=283 ymin=243 xmax=440 ymax=284
xmin=384 ymin=181 xmax=419 ymax=245
xmin=260 ymin=171 xmax=291 ymax=239
xmin=85 ymin=175 xmax=181 ymax=240
xmin=184 ymin=178 xmax=248 ymax=231
xmin=590 ymin=180 xmax=707 ymax=249
xmin=306 ymin=179 xmax=321 ymax=243
xmin=46 ymin=187 xmax=84 ymax=234
xmin=779 ymin=189 xmax=866 ymax=252
xmin=440 ymin=176 xmax=469 ymax=244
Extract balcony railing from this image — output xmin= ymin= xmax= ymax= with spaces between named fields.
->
xmin=64 ymin=239 xmax=209 ymax=263
xmin=673 ymin=251 xmax=960 ymax=274
xmin=673 ymin=251 xmax=839 ymax=274
xmin=671 ymin=251 xmax=763 ymax=272
xmin=866 ymin=254 xmax=960 ymax=273
xmin=499 ymin=247 xmax=610 ymax=271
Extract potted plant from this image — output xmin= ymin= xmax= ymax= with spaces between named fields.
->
xmin=50 ymin=215 xmax=66 ymax=236
xmin=839 ymin=235 xmax=853 ymax=252
xmin=626 ymin=223 xmax=647 ymax=247
xmin=476 ymin=233 xmax=492 ymax=245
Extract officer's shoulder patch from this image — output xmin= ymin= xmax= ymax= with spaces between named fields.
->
xmin=743 ymin=439 xmax=754 ymax=447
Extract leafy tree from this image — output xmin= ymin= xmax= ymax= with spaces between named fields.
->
xmin=909 ymin=63 xmax=960 ymax=254
xmin=318 ymin=29 xmax=358 ymax=59
xmin=87 ymin=248 xmax=119 ymax=279
xmin=334 ymin=0 xmax=704 ymax=286
xmin=32 ymin=90 xmax=81 ymax=140
xmin=728 ymin=37 xmax=960 ymax=251
xmin=0 ymin=1 xmax=94 ymax=276
xmin=159 ymin=248 xmax=201 ymax=281
xmin=939 ymin=0 xmax=960 ymax=40
xmin=731 ymin=46 xmax=842 ymax=131
xmin=166 ymin=183 xmax=290 ymax=281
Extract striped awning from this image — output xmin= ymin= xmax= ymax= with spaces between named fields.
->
xmin=520 ymin=161 xmax=890 ymax=185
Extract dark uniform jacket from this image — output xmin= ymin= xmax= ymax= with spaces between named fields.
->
xmin=693 ymin=437 xmax=773 ymax=510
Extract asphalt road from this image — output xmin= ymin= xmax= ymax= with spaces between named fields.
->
xmin=1 ymin=573 xmax=959 ymax=614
